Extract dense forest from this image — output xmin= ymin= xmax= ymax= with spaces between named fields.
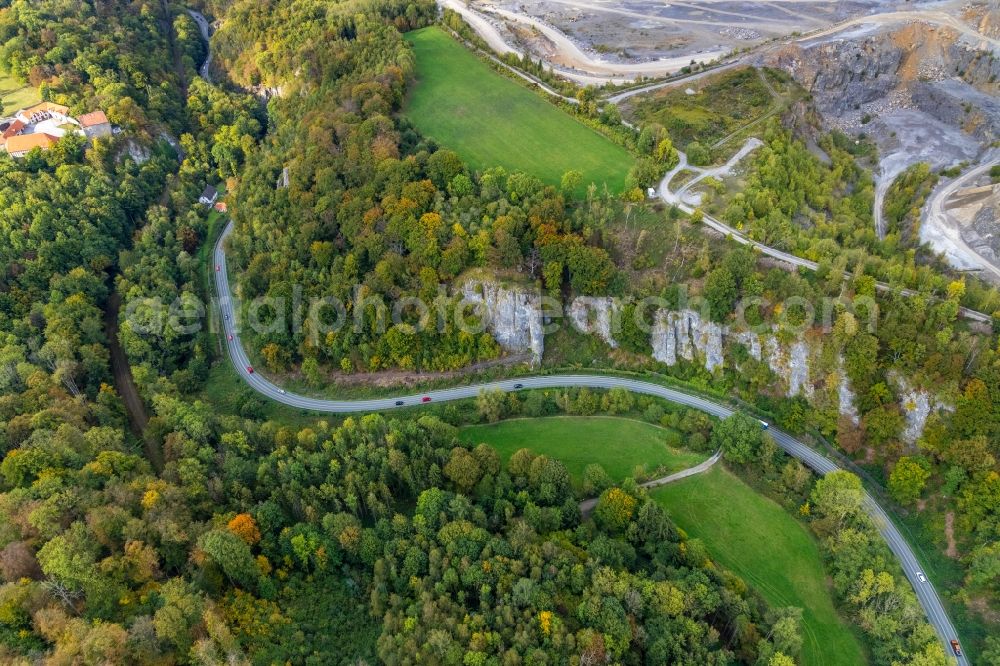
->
xmin=0 ymin=0 xmax=801 ymax=663
xmin=0 ymin=0 xmax=998 ymax=662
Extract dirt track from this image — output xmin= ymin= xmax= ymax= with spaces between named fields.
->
xmin=105 ymin=293 xmax=163 ymax=472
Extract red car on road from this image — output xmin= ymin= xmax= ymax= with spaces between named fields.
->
xmin=951 ymin=640 xmax=962 ymax=657
xmin=421 ymin=396 xmax=431 ymax=403
xmin=227 ymin=334 xmax=233 ymax=341
xmin=247 ymin=366 xmax=254 ymax=374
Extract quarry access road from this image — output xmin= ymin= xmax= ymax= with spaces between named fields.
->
xmin=922 ymin=152 xmax=1000 ymax=283
xmin=438 ymin=0 xmax=725 ymax=84
xmin=658 ymin=149 xmax=994 ymax=325
xmin=455 ymin=0 xmax=1000 ymax=98
xmin=214 ymin=218 xmax=969 ymax=664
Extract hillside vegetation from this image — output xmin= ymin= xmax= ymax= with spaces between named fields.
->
xmin=0 ymin=0 xmax=998 ymax=662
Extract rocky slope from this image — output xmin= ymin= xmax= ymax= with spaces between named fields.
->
xmin=763 ymin=17 xmax=999 ymax=247
xmin=764 ymin=21 xmax=1000 ymax=133
xmin=464 ymin=280 xmax=950 ymax=443
xmin=459 ymin=280 xmax=545 ymax=365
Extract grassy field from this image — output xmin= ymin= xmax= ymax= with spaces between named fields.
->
xmin=404 ymin=27 xmax=634 ymax=196
xmin=0 ymin=73 xmax=39 ymax=114
xmin=652 ymin=466 xmax=867 ymax=666
xmin=458 ymin=416 xmax=706 ymax=484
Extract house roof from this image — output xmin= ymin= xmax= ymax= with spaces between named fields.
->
xmin=200 ymin=185 xmax=218 ymax=200
xmin=18 ymin=101 xmax=70 ymax=117
xmin=1 ymin=119 xmax=26 ymax=140
xmin=5 ymin=133 xmax=60 ymax=154
xmin=77 ymin=110 xmax=109 ymax=127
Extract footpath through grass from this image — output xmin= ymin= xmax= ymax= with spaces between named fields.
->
xmin=652 ymin=466 xmax=868 ymax=666
xmin=404 ymin=27 xmax=634 ymax=196
xmin=458 ymin=416 xmax=706 ymax=486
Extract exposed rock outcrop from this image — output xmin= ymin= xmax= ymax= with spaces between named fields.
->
xmin=911 ymin=78 xmax=1000 ymax=143
xmin=251 ymin=84 xmax=285 ymax=100
xmin=459 ymin=280 xmax=544 ymax=365
xmin=455 ymin=289 xmax=946 ymax=440
xmin=568 ymin=297 xmax=619 ymax=348
xmin=649 ymin=309 xmax=815 ymax=396
xmin=762 ymin=336 xmax=813 ymax=399
xmin=651 ymin=310 xmax=678 ymax=366
xmin=766 ymin=31 xmax=903 ymax=117
xmin=651 ymin=310 xmax=724 ymax=372
xmin=892 ymin=373 xmax=954 ymax=446
xmin=763 ymin=22 xmax=1000 ymax=124
xmin=838 ymin=365 xmax=861 ymax=424
xmin=731 ymin=329 xmax=763 ymax=361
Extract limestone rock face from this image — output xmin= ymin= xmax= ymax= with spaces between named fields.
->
xmin=650 ymin=309 xmax=724 ymax=372
xmin=568 ymin=297 xmax=619 ymax=348
xmin=448 ymin=289 xmax=949 ymax=441
xmin=838 ymin=363 xmax=861 ymax=425
xmin=691 ymin=312 xmax=725 ymax=373
xmin=900 ymin=388 xmax=932 ymax=446
xmin=763 ymin=22 xmax=1000 ymax=121
xmin=762 ymin=336 xmax=812 ymax=398
xmin=650 ymin=310 xmax=819 ymax=399
xmin=459 ymin=281 xmax=544 ymax=365
xmin=787 ymin=340 xmax=812 ymax=399
xmin=765 ymin=33 xmax=903 ymax=116
xmin=892 ymin=373 xmax=953 ymax=446
xmin=731 ymin=330 xmax=762 ymax=361
xmin=651 ymin=311 xmax=677 ymax=367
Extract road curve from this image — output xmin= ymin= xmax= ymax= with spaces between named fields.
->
xmin=214 ymin=220 xmax=966 ymax=663
xmin=657 ymin=151 xmax=994 ymax=326
xmin=187 ymin=10 xmax=213 ymax=83
xmin=922 ymin=152 xmax=1000 ymax=283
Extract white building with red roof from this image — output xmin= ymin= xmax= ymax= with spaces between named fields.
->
xmin=77 ymin=110 xmax=112 ymax=139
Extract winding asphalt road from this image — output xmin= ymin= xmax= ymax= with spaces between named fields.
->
xmin=188 ymin=9 xmax=213 ymax=82
xmin=214 ymin=220 xmax=967 ymax=663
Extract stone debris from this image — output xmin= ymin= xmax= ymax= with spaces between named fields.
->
xmin=720 ymin=26 xmax=761 ymax=41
